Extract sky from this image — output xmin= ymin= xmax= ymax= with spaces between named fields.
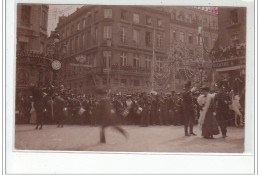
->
xmin=47 ymin=5 xmax=84 ymax=36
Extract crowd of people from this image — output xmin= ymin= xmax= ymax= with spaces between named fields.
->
xmin=15 ymin=78 xmax=244 ymax=140
xmin=211 ymin=43 xmax=246 ymax=60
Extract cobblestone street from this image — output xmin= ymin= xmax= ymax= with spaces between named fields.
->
xmin=15 ymin=124 xmax=245 ymax=153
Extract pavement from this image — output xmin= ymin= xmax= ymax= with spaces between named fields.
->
xmin=15 ymin=124 xmax=245 ymax=153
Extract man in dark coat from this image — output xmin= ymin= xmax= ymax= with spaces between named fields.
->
xmin=215 ymin=85 xmax=232 ymax=138
xmin=30 ymin=85 xmax=44 ymax=130
xmin=96 ymin=88 xmax=128 ymax=144
xmin=182 ymin=82 xmax=196 ymax=136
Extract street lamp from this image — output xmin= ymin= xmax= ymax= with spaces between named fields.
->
xmin=198 ymin=64 xmax=204 ymax=87
xmin=48 ymin=30 xmax=66 ymax=86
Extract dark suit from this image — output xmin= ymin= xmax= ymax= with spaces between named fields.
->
xmin=182 ymin=91 xmax=195 ymax=135
xmin=215 ymin=91 xmax=231 ymax=137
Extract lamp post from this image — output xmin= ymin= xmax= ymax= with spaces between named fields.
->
xmin=199 ymin=64 xmax=204 ymax=87
xmin=48 ymin=30 xmax=66 ymax=86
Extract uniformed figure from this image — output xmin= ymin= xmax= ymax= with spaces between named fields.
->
xmin=30 ymin=85 xmax=45 ymax=130
xmin=182 ymin=82 xmax=196 ymax=136
xmin=96 ymin=88 xmax=128 ymax=144
xmin=215 ymin=85 xmax=232 ymax=138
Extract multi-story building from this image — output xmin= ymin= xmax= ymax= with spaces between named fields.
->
xmin=55 ymin=5 xmax=218 ymax=93
xmin=16 ymin=4 xmax=50 ymax=90
xmin=212 ymin=7 xmax=246 ymax=82
xmin=56 ymin=5 xmax=171 ymax=94
xmin=161 ymin=6 xmax=218 ymax=90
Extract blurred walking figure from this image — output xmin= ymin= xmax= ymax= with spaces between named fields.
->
xmin=96 ymin=88 xmax=128 ymax=144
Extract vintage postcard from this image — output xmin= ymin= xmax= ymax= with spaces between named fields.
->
xmin=6 ymin=0 xmax=256 ymax=174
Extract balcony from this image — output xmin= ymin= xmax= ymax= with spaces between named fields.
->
xmin=103 ymin=64 xmax=151 ymax=75
xmin=212 ymin=43 xmax=246 ymax=61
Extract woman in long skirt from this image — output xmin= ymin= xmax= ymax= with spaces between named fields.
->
xmin=197 ymin=87 xmax=220 ymax=139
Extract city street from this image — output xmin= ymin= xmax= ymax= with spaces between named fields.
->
xmin=15 ymin=124 xmax=244 ymax=153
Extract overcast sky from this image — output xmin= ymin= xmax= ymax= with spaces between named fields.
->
xmin=47 ymin=5 xmax=84 ymax=36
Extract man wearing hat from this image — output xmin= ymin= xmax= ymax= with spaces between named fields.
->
xmin=214 ymin=85 xmax=232 ymax=138
xmin=96 ymin=88 xmax=128 ymax=144
xmin=182 ymin=81 xmax=196 ymax=136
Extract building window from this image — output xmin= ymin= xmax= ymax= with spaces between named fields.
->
xmin=230 ymin=9 xmax=238 ymax=24
xmin=120 ymin=27 xmax=127 ymax=43
xmin=94 ymin=27 xmax=98 ymax=42
xmin=188 ymin=14 xmax=192 ymax=23
xmin=204 ymin=36 xmax=209 ymax=47
xmin=94 ymin=11 xmax=98 ymax=21
xmin=40 ymin=42 xmax=44 ymax=53
xmin=121 ymin=10 xmax=127 ymax=20
xmin=180 ymin=32 xmax=185 ymax=42
xmin=156 ymin=34 xmax=162 ymax=48
xmin=156 ymin=57 xmax=162 ymax=72
xmin=104 ymin=9 xmax=112 ymax=18
xmin=75 ymin=36 xmax=79 ymax=51
xmin=66 ymin=28 xmax=70 ymax=37
xmin=71 ymin=25 xmax=74 ymax=34
xmin=203 ymin=18 xmax=208 ymax=27
xmin=121 ymin=79 xmax=127 ymax=85
xmin=104 ymin=26 xmax=112 ymax=39
xmin=133 ymin=54 xmax=140 ymax=68
xmin=120 ymin=52 xmax=127 ymax=66
xmin=157 ymin=19 xmax=162 ymax=28
xmin=41 ymin=10 xmax=48 ymax=29
xmin=82 ymin=34 xmax=85 ymax=49
xmin=103 ymin=51 xmax=111 ymax=68
xmin=171 ymin=10 xmax=176 ymax=20
xmin=146 ymin=16 xmax=152 ymax=25
xmin=172 ymin=31 xmax=176 ymax=41
xmin=79 ymin=35 xmax=83 ymax=50
xmin=145 ymin=56 xmax=151 ymax=69
xmin=189 ymin=49 xmax=194 ymax=57
xmin=133 ymin=13 xmax=139 ymax=24
xmin=134 ymin=80 xmax=140 ymax=86
xmin=21 ymin=5 xmax=31 ymax=25
xmin=71 ymin=39 xmax=74 ymax=52
xmin=177 ymin=11 xmax=184 ymax=21
xmin=82 ymin=19 xmax=86 ymax=28
xmin=188 ymin=34 xmax=193 ymax=44
xmin=77 ymin=22 xmax=80 ymax=30
xmin=145 ymin=31 xmax=151 ymax=46
xmin=133 ymin=29 xmax=139 ymax=44
xmin=19 ymin=42 xmax=27 ymax=50
xmin=231 ymin=34 xmax=239 ymax=46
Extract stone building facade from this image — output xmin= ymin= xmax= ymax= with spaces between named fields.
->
xmin=56 ymin=5 xmax=171 ymax=93
xmin=16 ymin=4 xmax=51 ymax=90
xmin=55 ymin=5 xmax=218 ymax=93
xmin=212 ymin=7 xmax=246 ymax=79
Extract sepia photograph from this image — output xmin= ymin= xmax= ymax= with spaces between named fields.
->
xmin=14 ymin=4 xmax=247 ymax=153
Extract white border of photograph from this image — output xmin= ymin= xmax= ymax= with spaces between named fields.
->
xmin=5 ymin=0 xmax=256 ymax=174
